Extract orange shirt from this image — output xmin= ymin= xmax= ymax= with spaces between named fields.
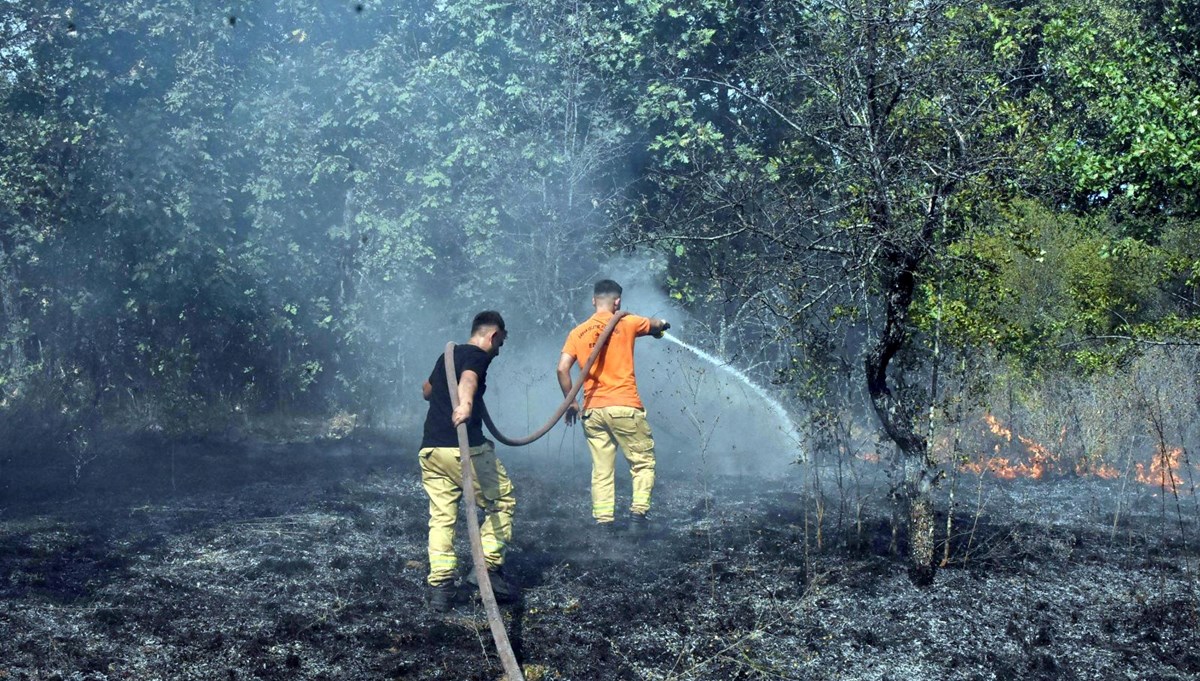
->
xmin=562 ymin=311 xmax=653 ymax=410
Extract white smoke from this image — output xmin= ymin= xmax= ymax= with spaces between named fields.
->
xmin=485 ymin=253 xmax=804 ymax=477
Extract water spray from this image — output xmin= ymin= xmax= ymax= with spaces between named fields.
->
xmin=446 ymin=315 xmax=802 ymax=679
xmin=661 ymin=331 xmax=804 ymax=457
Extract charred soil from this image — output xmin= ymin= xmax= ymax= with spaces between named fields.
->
xmin=1 ymin=435 xmax=1198 ymax=680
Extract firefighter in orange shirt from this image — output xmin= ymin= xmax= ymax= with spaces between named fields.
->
xmin=557 ymin=280 xmax=670 ymax=531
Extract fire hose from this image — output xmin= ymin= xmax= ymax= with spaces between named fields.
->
xmin=443 ymin=310 xmax=628 ymax=680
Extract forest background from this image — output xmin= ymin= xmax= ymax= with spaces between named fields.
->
xmin=2 ymin=0 xmax=1199 ymax=580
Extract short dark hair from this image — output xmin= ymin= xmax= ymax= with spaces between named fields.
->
xmin=471 ymin=310 xmax=506 ymax=335
xmin=594 ymin=279 xmax=622 ymax=297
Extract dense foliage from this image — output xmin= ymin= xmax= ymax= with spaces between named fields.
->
xmin=2 ymin=0 xmax=1198 ymax=578
xmin=1 ymin=1 xmax=650 ymax=434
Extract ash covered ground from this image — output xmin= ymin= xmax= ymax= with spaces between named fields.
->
xmin=2 ymin=434 xmax=1198 ymax=680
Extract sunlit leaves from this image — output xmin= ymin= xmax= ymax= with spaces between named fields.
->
xmin=1039 ymin=0 xmax=1200 ymax=214
xmin=924 ymin=200 xmax=1199 ymax=370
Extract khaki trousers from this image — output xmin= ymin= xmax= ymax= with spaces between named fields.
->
xmin=582 ymin=406 xmax=656 ymax=522
xmin=418 ymin=441 xmax=515 ymax=586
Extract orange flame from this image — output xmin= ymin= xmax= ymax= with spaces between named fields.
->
xmin=955 ymin=415 xmax=1190 ymax=492
xmin=1135 ymin=447 xmax=1185 ymax=492
xmin=1074 ymin=459 xmax=1121 ymax=480
xmin=962 ymin=417 xmax=1059 ymax=480
xmin=983 ymin=414 xmax=1012 ymax=442
xmin=850 ymin=413 xmax=1190 ymax=492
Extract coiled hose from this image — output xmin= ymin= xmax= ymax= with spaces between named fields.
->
xmin=443 ymin=310 xmax=627 ymax=680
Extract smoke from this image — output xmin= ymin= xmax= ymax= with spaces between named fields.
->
xmin=484 ymin=253 xmax=803 ymax=478
xmin=7 ymin=0 xmax=808 ymax=476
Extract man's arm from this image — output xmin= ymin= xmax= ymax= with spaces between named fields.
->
xmin=451 ymin=370 xmax=480 ymax=426
xmin=422 ymin=380 xmax=432 ymax=401
xmin=556 ymin=352 xmax=580 ymax=426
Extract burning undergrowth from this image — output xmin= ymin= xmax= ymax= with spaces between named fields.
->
xmin=850 ymin=411 xmax=1200 ymax=499
xmin=1 ymin=435 xmax=1198 ymax=680
xmin=956 ymin=414 xmax=1197 ymax=491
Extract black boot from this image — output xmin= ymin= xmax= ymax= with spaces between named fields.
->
xmin=427 ymin=580 xmax=456 ymax=612
xmin=464 ymin=566 xmax=518 ymax=602
xmin=630 ymin=512 xmax=649 ymax=535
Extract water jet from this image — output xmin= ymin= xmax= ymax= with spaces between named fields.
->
xmin=661 ymin=332 xmax=804 ymax=459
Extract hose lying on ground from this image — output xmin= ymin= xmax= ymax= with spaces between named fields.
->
xmin=443 ymin=310 xmax=627 ymax=680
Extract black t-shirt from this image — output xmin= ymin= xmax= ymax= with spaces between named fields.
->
xmin=421 ymin=344 xmax=493 ymax=448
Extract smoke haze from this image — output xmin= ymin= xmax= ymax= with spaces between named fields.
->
xmin=483 ymin=254 xmax=803 ymax=477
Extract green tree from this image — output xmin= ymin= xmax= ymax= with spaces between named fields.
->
xmin=1037 ymin=0 xmax=1200 ymax=215
xmin=632 ymin=0 xmax=1036 ymax=583
xmin=1 ymin=0 xmax=653 ymax=436
xmin=929 ymin=200 xmax=1200 ymax=373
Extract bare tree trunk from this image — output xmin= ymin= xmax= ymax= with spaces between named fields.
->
xmin=864 ymin=262 xmax=936 ymax=584
xmin=863 ymin=195 xmax=948 ymax=586
xmin=338 ymin=187 xmax=359 ymax=309
xmin=0 ymin=239 xmax=28 ymax=385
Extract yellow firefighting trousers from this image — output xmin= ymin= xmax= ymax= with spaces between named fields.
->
xmin=582 ymin=406 xmax=656 ymax=522
xmin=418 ymin=441 xmax=515 ymax=586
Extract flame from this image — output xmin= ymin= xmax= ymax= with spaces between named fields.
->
xmin=983 ymin=414 xmax=1012 ymax=442
xmin=1135 ymin=447 xmax=1185 ymax=491
xmin=961 ymin=419 xmax=1058 ymax=480
xmin=953 ymin=415 xmax=1190 ymax=492
xmin=1074 ymin=459 xmax=1121 ymax=480
xmin=845 ymin=412 xmax=1189 ymax=492
xmin=962 ymin=454 xmax=1045 ymax=480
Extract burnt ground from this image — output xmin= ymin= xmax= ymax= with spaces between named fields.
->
xmin=1 ymin=434 xmax=1199 ymax=680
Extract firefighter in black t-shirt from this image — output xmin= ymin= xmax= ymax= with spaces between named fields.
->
xmin=418 ymin=310 xmax=516 ymax=611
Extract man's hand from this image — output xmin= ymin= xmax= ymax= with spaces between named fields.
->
xmin=652 ymin=319 xmax=671 ymax=339
xmin=564 ymin=403 xmax=579 ymax=426
xmin=452 ymin=401 xmax=472 ymax=427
